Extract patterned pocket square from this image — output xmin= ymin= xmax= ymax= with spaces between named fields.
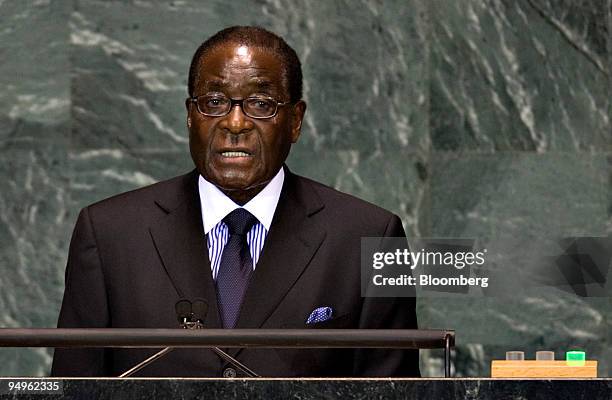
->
xmin=306 ymin=306 xmax=333 ymax=324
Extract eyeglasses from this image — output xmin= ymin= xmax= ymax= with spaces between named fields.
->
xmin=187 ymin=94 xmax=290 ymax=119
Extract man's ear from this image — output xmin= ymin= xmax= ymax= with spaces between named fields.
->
xmin=290 ymin=100 xmax=306 ymax=143
xmin=185 ymin=99 xmax=193 ymax=128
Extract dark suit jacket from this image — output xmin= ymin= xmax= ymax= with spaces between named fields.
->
xmin=51 ymin=168 xmax=420 ymax=377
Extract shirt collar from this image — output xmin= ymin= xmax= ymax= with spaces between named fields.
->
xmin=198 ymin=168 xmax=285 ymax=234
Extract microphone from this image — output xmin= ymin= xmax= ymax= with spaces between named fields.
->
xmin=118 ymin=298 xmax=259 ymax=377
xmin=191 ymin=298 xmax=208 ymax=327
xmin=173 ymin=298 xmax=208 ymax=330
xmin=175 ymin=298 xmax=192 ymax=325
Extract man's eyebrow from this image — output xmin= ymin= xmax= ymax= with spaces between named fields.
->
xmin=251 ymin=80 xmax=274 ymax=90
xmin=200 ymin=78 xmax=278 ymax=93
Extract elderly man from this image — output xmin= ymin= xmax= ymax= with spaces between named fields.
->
xmin=51 ymin=26 xmax=420 ymax=377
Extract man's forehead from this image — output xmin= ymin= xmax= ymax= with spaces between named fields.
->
xmin=195 ymin=45 xmax=287 ymax=93
xmin=200 ymin=44 xmax=281 ymax=71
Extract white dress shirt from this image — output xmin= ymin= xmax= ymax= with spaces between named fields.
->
xmin=198 ymin=168 xmax=284 ymax=280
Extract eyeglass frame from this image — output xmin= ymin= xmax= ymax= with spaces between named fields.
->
xmin=186 ymin=94 xmax=292 ymax=119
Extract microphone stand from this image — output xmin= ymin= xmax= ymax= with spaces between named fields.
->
xmin=187 ymin=320 xmax=259 ymax=378
xmin=119 ymin=318 xmax=259 ymax=377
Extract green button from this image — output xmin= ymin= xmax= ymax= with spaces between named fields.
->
xmin=566 ymin=351 xmax=586 ymax=366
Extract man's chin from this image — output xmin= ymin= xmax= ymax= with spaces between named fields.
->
xmin=201 ymin=167 xmax=273 ymax=197
xmin=218 ymin=180 xmax=272 ymax=192
xmin=202 ymin=167 xmax=249 ymax=187
xmin=209 ymin=177 xmax=272 ymax=205
xmin=208 ymin=175 xmax=259 ymax=193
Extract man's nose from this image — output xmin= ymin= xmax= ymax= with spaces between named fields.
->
xmin=218 ymin=103 xmax=254 ymax=134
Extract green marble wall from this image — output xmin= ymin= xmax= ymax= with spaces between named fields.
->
xmin=0 ymin=0 xmax=610 ymax=377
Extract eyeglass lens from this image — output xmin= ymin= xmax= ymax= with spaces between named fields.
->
xmin=196 ymin=95 xmax=278 ymax=118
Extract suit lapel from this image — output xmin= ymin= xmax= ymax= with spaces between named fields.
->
xmin=148 ymin=171 xmax=222 ymax=328
xmin=234 ymin=170 xmax=326 ymax=336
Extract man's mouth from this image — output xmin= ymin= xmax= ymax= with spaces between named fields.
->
xmin=221 ymin=151 xmax=252 ymax=158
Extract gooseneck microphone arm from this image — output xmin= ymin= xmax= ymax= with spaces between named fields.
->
xmin=118 ymin=299 xmax=260 ymax=378
xmin=118 ymin=347 xmax=174 ymax=377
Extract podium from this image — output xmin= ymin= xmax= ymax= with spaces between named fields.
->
xmin=0 ymin=328 xmax=454 ymax=376
xmin=1 ymin=330 xmax=609 ymax=399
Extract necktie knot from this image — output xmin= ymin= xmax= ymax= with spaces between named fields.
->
xmin=223 ymin=208 xmax=258 ymax=235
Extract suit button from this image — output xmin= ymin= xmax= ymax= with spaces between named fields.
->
xmin=222 ymin=367 xmax=237 ymax=378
